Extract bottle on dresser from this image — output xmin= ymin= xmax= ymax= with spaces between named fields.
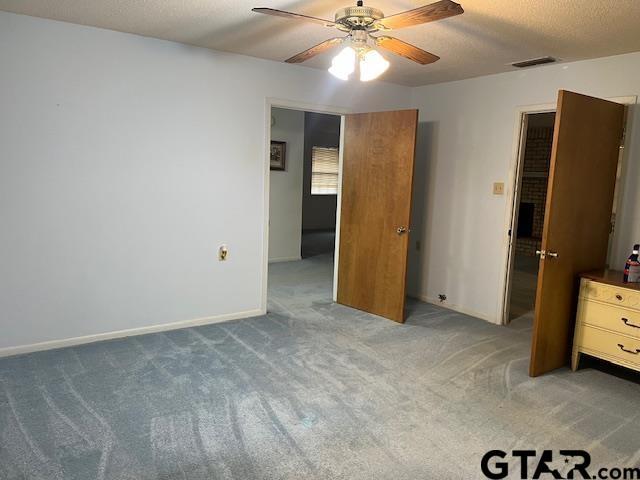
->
xmin=623 ymin=244 xmax=640 ymax=283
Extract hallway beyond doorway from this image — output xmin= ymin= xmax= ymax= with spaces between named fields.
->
xmin=508 ymin=253 xmax=538 ymax=323
xmin=301 ymin=230 xmax=336 ymax=259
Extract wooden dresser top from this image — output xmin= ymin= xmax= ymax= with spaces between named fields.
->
xmin=581 ymin=269 xmax=640 ymax=292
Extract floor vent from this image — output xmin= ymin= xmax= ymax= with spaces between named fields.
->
xmin=511 ymin=56 xmax=556 ymax=68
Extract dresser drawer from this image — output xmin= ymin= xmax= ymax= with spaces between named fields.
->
xmin=575 ymin=326 xmax=640 ymax=366
xmin=578 ymin=300 xmax=640 ymax=338
xmin=581 ymin=280 xmax=640 ymax=309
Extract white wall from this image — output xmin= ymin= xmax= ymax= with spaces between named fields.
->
xmin=5 ymin=11 xmax=640 ymax=351
xmin=268 ymin=108 xmax=305 ymax=263
xmin=409 ymin=52 xmax=640 ymax=323
xmin=0 ymin=11 xmax=412 ymax=352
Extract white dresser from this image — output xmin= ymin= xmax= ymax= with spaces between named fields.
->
xmin=572 ymin=270 xmax=640 ymax=372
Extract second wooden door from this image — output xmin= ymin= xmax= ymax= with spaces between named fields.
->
xmin=529 ymin=91 xmax=626 ymax=376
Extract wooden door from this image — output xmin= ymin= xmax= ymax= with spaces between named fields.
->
xmin=529 ymin=91 xmax=625 ymax=377
xmin=337 ymin=109 xmax=418 ymax=322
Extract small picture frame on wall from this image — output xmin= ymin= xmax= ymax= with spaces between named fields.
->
xmin=270 ymin=141 xmax=286 ymax=171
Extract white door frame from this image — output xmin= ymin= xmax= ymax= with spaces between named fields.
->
xmin=499 ymin=102 xmax=555 ymax=325
xmin=261 ymin=97 xmax=349 ymax=314
xmin=498 ymin=95 xmax=637 ymax=325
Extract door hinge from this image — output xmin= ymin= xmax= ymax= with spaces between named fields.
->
xmin=620 ymin=128 xmax=626 ymax=149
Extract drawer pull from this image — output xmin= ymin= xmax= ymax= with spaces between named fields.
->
xmin=622 ymin=318 xmax=640 ymax=329
xmin=616 ymin=294 xmax=623 ymax=301
xmin=617 ymin=344 xmax=640 ymax=355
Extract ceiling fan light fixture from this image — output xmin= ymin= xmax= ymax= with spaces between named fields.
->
xmin=359 ymin=49 xmax=389 ymax=81
xmin=255 ymin=1 xmax=464 ymax=79
xmin=328 ymin=46 xmax=356 ymax=80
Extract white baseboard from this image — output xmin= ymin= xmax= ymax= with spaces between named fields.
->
xmin=268 ymin=256 xmax=302 ymax=264
xmin=0 ymin=308 xmax=263 ymax=359
xmin=409 ymin=293 xmax=499 ymax=325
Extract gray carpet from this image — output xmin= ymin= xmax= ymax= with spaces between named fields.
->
xmin=1 ymin=254 xmax=639 ymax=479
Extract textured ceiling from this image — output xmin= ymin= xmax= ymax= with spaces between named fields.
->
xmin=2 ymin=0 xmax=640 ymax=86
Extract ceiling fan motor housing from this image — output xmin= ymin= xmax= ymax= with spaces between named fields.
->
xmin=334 ymin=5 xmax=384 ymax=31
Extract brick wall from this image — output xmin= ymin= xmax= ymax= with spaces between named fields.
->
xmin=515 ymin=126 xmax=553 ymax=257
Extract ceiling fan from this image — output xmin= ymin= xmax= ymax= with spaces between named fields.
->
xmin=252 ymin=0 xmax=464 ymax=81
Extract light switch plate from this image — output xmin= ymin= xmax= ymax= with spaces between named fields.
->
xmin=493 ymin=182 xmax=505 ymax=195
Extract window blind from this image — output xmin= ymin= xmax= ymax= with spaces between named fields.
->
xmin=311 ymin=146 xmax=339 ymax=195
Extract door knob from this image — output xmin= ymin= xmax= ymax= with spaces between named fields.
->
xmin=536 ymin=250 xmax=558 ymax=260
xmin=397 ymin=226 xmax=408 ymax=235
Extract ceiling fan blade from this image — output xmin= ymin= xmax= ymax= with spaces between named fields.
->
xmin=286 ymin=38 xmax=344 ymax=63
xmin=377 ymin=0 xmax=463 ymax=30
xmin=375 ymin=36 xmax=440 ymax=65
xmin=252 ymin=8 xmax=336 ymax=27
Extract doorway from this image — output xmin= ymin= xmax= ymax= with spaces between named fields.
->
xmin=263 ymin=104 xmax=419 ymax=323
xmin=266 ymin=105 xmax=343 ymax=311
xmin=502 ymin=91 xmax=634 ymax=377
xmin=503 ymin=97 xmax=633 ymax=330
xmin=505 ymin=112 xmax=556 ymax=326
